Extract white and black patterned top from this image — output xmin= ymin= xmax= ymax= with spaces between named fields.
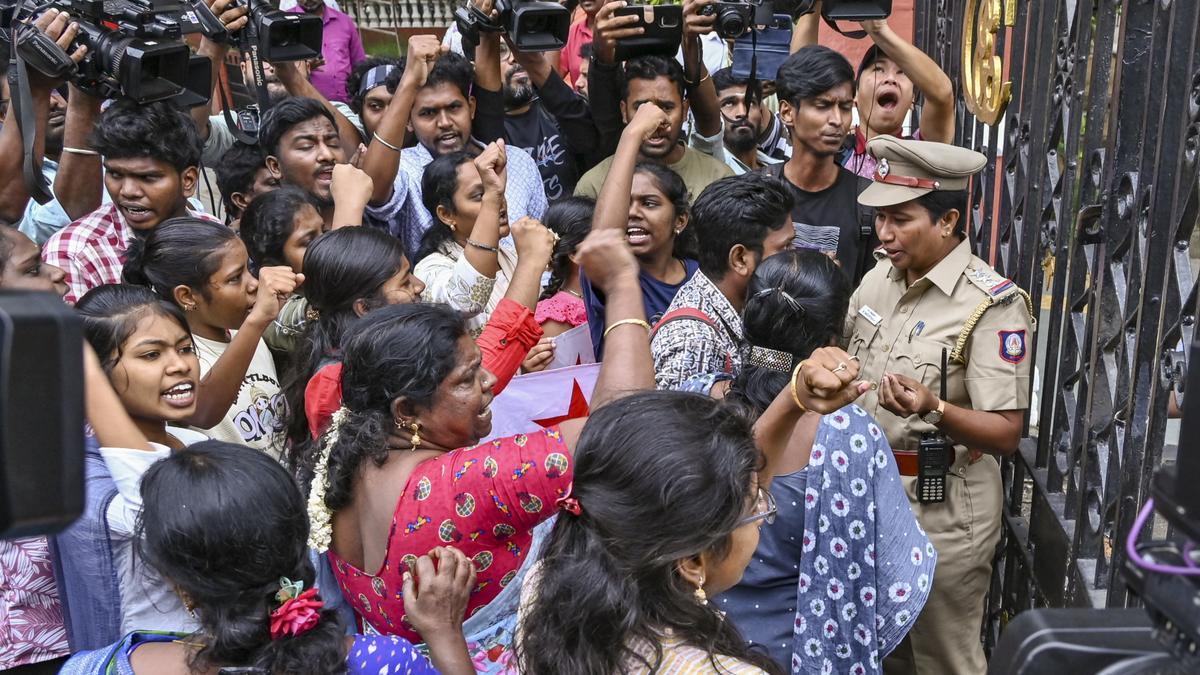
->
xmin=650 ymin=272 xmax=746 ymax=391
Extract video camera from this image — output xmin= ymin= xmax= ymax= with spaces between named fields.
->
xmin=455 ymin=0 xmax=570 ymax=54
xmin=707 ymin=0 xmax=891 ymax=40
xmin=3 ymin=0 xmax=218 ymax=104
xmin=210 ymin=0 xmax=322 ymax=64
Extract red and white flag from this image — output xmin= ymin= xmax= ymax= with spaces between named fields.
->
xmin=482 ymin=363 xmax=600 ymax=441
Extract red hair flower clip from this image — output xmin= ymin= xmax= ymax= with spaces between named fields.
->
xmin=269 ymin=577 xmax=324 ymax=640
xmin=555 ymin=482 xmax=582 ymax=516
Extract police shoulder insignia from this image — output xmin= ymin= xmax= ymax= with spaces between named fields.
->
xmin=998 ymin=330 xmax=1027 ymax=364
xmin=964 ymin=267 xmax=1007 ymax=294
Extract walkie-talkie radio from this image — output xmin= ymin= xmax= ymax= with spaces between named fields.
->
xmin=917 ymin=348 xmax=953 ymax=504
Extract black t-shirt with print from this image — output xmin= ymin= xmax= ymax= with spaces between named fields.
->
xmin=505 ymin=102 xmax=579 ymax=202
xmin=763 ymin=162 xmax=878 ymax=285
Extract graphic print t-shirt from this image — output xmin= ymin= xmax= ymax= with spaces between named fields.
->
xmin=191 ymin=331 xmax=285 ymax=459
xmin=506 ymin=103 xmax=579 ymax=202
xmin=765 ymin=163 xmax=879 ymax=285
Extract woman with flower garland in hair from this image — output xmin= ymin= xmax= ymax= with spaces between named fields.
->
xmin=291 ymin=216 xmax=555 ymax=446
xmin=302 ymin=228 xmax=870 ymax=671
xmin=681 ymin=250 xmax=934 ymax=673
xmin=61 ymin=346 xmax=478 ymax=675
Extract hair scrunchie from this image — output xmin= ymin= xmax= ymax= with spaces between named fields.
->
xmin=269 ymin=577 xmax=324 ymax=640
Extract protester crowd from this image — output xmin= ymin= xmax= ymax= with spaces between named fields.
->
xmin=0 ymin=0 xmax=1034 ymax=673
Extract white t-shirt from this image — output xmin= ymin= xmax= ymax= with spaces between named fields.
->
xmin=190 ymin=331 xmax=285 ymax=459
xmin=101 ymin=427 xmax=209 ymax=635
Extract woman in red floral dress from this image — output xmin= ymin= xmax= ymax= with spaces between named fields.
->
xmin=298 ymin=231 xmax=655 ymax=669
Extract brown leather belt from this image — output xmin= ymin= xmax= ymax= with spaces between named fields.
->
xmin=894 ymin=447 xmax=984 ymax=477
xmin=894 ymin=450 xmax=919 ymax=476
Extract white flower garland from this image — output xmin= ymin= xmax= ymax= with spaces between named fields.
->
xmin=307 ymin=407 xmax=349 ymax=552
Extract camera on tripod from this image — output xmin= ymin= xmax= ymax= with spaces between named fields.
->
xmin=454 ymin=0 xmax=571 ymax=54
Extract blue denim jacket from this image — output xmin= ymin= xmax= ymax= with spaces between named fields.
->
xmin=50 ymin=436 xmax=123 ymax=650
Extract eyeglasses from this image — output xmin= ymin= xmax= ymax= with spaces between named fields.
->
xmin=737 ymin=487 xmax=777 ymax=527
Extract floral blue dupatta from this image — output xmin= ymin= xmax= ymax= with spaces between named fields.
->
xmin=790 ymin=404 xmax=936 ymax=674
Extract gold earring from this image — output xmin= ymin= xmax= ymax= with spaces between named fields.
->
xmin=409 ymin=421 xmax=422 ymax=451
xmin=693 ymin=576 xmax=707 ymax=604
xmin=178 ymin=590 xmax=197 ymax=618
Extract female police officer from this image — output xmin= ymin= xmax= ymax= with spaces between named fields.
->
xmin=844 ymin=136 xmax=1034 ymax=674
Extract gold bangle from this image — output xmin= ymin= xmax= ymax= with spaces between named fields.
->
xmin=603 ymin=318 xmax=651 ymax=339
xmin=790 ymin=360 xmax=810 ymax=412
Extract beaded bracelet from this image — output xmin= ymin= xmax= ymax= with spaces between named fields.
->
xmin=466 ymin=239 xmax=500 ymax=253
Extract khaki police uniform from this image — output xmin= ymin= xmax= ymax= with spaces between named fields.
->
xmin=844 ymin=137 xmax=1035 ymax=675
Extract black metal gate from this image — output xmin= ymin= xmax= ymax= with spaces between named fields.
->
xmin=912 ymin=0 xmax=1200 ymax=651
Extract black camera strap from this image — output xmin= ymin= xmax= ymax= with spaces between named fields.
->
xmin=218 ymin=79 xmax=258 ymax=145
xmin=10 ymin=31 xmax=54 ymax=205
xmin=745 ymin=26 xmax=761 ymax=107
xmin=217 ymin=9 xmax=270 ymax=145
xmin=821 ymin=14 xmax=868 ymax=39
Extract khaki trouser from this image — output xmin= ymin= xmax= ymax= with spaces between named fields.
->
xmin=883 ymin=454 xmax=1002 ymax=675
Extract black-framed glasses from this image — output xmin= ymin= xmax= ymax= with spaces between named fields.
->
xmin=738 ymin=487 xmax=777 ymax=527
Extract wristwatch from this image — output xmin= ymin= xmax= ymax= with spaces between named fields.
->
xmin=921 ymin=399 xmax=946 ymax=425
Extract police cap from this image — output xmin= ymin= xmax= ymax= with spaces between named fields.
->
xmin=857 ymin=135 xmax=987 ymax=208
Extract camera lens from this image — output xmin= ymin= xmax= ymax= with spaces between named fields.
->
xmin=717 ymin=9 xmax=749 ymax=38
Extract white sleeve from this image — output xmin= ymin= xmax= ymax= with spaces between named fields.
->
xmin=414 ymin=253 xmax=497 ymax=316
xmin=99 ymin=444 xmax=171 ymax=537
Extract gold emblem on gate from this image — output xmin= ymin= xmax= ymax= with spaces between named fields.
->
xmin=963 ymin=0 xmax=1015 ymax=125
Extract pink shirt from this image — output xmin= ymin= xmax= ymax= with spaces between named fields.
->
xmin=843 ymin=126 xmax=922 ymax=179
xmin=559 ymin=19 xmax=593 ymax=86
xmin=289 ymin=5 xmax=366 ymax=103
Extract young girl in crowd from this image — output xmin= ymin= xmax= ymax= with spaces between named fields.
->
xmin=535 ymin=196 xmax=593 ymax=339
xmin=122 ymin=217 xmax=301 ymax=458
xmin=238 ymin=186 xmax=325 ymax=356
xmin=294 ymin=217 xmax=555 ymax=443
xmin=73 ymin=284 xmax=206 ymax=635
xmin=283 ymin=226 xmax=425 ymax=449
xmin=520 ymin=197 xmax=595 ymax=374
xmin=682 ymin=250 xmax=934 ymax=673
xmin=582 ymin=103 xmax=699 ymax=357
xmin=62 ymin=350 xmax=479 ymax=674
xmin=415 ymin=141 xmax=517 ymax=335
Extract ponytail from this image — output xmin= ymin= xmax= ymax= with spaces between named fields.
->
xmin=137 ymin=442 xmax=350 ymax=674
xmin=122 ymin=217 xmax=239 ymax=306
xmin=538 ymin=197 xmax=593 ymax=301
xmin=189 ymin=569 xmax=348 ymax=675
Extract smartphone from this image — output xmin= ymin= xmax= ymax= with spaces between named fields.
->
xmin=613 ymin=5 xmax=684 ymax=61
xmin=730 ymin=14 xmax=794 ymax=82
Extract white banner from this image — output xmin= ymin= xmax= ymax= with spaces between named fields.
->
xmin=483 ymin=363 xmax=600 ymax=441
